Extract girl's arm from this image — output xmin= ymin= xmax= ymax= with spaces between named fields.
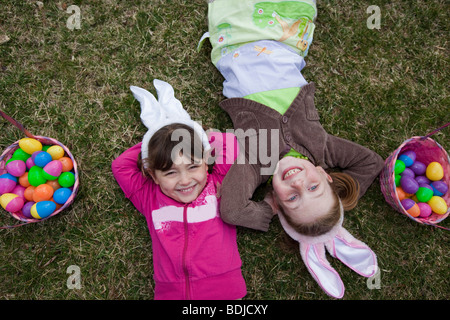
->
xmin=208 ymin=131 xmax=239 ymax=177
xmin=324 ymin=135 xmax=385 ymax=199
xmin=111 ymin=143 xmax=155 ymax=214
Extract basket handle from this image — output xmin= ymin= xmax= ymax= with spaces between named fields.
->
xmin=0 ymin=109 xmax=36 ymax=138
xmin=421 ymin=122 xmax=450 ymax=140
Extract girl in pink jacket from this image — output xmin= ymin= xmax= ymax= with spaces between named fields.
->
xmin=111 ymin=80 xmax=246 ymax=300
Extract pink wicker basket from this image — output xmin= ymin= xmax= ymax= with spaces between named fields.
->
xmin=0 ymin=111 xmax=79 ymax=228
xmin=380 ymin=124 xmax=449 ymax=229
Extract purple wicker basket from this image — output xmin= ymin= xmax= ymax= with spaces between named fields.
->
xmin=380 ymin=133 xmax=449 ymax=229
xmin=0 ymin=112 xmax=79 ymax=228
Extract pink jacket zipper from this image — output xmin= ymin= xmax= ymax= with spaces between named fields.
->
xmin=182 ymin=204 xmax=191 ymax=299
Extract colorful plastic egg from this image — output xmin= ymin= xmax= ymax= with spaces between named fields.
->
xmin=400 ymin=168 xmax=415 ymax=179
xmin=43 ymin=160 xmax=63 ymax=180
xmin=26 ymin=157 xmax=35 ymax=169
xmin=47 ymin=145 xmax=64 ymax=160
xmin=396 ymin=187 xmax=407 ymax=201
xmin=417 ymin=202 xmax=432 ymax=218
xmin=415 ymin=175 xmax=431 ymax=185
xmin=395 ymin=174 xmax=401 ymax=186
xmin=22 ymin=201 xmax=35 ymax=219
xmin=6 ymin=159 xmax=26 ymax=177
xmin=416 ymin=184 xmax=433 ymax=203
xmin=410 ymin=161 xmax=426 ymax=176
xmin=12 ymin=148 xmax=31 ymax=161
xmin=30 ymin=200 xmax=56 ymax=219
xmin=394 ymin=160 xmax=406 ymax=174
xmin=24 ymin=186 xmax=36 ymax=202
xmin=400 ymin=176 xmax=419 ymax=195
xmin=426 ymin=162 xmax=444 ymax=181
xmin=0 ymin=193 xmax=24 ymax=213
xmin=33 ymin=151 xmax=52 ymax=168
xmin=428 ymin=196 xmax=448 ymax=215
xmin=11 ymin=185 xmax=26 ymax=200
xmin=32 ymin=184 xmax=54 ymax=202
xmin=58 ymin=172 xmax=75 ymax=188
xmin=46 ymin=180 xmax=61 ymax=191
xmin=401 ymin=198 xmax=420 ymax=217
xmin=19 ymin=138 xmax=42 ymax=155
xmin=59 ymin=157 xmax=74 ymax=172
xmin=28 ymin=166 xmax=47 ymax=187
xmin=53 ymin=187 xmax=72 ymax=204
xmin=430 ymin=181 xmax=448 ymax=197
xmin=18 ymin=172 xmax=30 ymax=188
xmin=398 ymin=151 xmax=416 ymax=167
xmin=0 ymin=173 xmax=18 ymax=194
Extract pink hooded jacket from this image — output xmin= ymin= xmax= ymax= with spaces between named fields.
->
xmin=111 ymin=132 xmax=246 ymax=300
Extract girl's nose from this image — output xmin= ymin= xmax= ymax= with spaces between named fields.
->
xmin=179 ymin=172 xmax=191 ymax=185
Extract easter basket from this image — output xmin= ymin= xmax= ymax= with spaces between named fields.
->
xmin=0 ymin=110 xmax=79 ymax=229
xmin=379 ymin=123 xmax=450 ymax=230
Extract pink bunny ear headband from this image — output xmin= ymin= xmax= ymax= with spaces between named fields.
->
xmin=278 ymin=200 xmax=378 ymax=299
xmin=130 ymin=79 xmax=211 ymax=168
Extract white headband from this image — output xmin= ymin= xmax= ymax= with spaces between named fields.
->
xmin=130 ymin=79 xmax=211 ymax=168
xmin=278 ymin=200 xmax=378 ymax=299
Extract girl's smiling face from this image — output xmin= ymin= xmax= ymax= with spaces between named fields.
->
xmin=271 ymin=157 xmax=334 ymax=225
xmin=151 ymin=154 xmax=208 ymax=204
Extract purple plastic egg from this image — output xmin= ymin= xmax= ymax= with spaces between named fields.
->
xmin=43 ymin=160 xmax=63 ymax=179
xmin=410 ymin=161 xmax=426 ymax=176
xmin=0 ymin=173 xmax=18 ymax=195
xmin=400 ymin=176 xmax=419 ymax=194
xmin=417 ymin=202 xmax=432 ymax=218
xmin=415 ymin=176 xmax=431 ymax=185
xmin=401 ymin=168 xmax=415 ymax=179
xmin=6 ymin=159 xmax=26 ymax=177
xmin=431 ymin=181 xmax=448 ymax=197
xmin=401 ymin=198 xmax=415 ymax=210
xmin=22 ymin=201 xmax=35 ymax=218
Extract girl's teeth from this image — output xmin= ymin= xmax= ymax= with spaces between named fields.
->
xmin=284 ymin=168 xmax=300 ymax=179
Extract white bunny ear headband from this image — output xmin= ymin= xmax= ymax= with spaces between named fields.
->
xmin=130 ymin=79 xmax=211 ymax=168
xmin=278 ymin=201 xmax=378 ymax=299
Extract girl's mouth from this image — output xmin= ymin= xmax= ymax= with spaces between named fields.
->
xmin=282 ymin=167 xmax=302 ymax=180
xmin=177 ymin=184 xmax=196 ymax=193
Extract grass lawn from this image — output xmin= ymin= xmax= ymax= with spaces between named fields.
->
xmin=0 ymin=0 xmax=448 ymax=300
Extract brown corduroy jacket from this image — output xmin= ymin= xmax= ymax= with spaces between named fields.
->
xmin=218 ymin=83 xmax=385 ymax=231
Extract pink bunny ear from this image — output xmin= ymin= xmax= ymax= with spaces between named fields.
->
xmin=299 ymin=243 xmax=345 ymax=299
xmin=326 ymin=228 xmax=378 ymax=278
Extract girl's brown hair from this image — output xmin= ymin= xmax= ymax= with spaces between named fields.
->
xmin=278 ymin=171 xmax=360 ymax=238
xmin=138 ymin=123 xmax=207 ymax=176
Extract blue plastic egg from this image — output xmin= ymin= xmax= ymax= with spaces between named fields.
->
xmin=398 ymin=151 xmax=416 ymax=167
xmin=0 ymin=173 xmax=18 ymax=195
xmin=30 ymin=201 xmax=56 ymax=219
xmin=53 ymin=187 xmax=72 ymax=204
xmin=34 ymin=151 xmax=53 ymax=168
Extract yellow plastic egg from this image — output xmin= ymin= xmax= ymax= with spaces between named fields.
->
xmin=46 ymin=145 xmax=65 ymax=160
xmin=427 ymin=196 xmax=448 ymax=215
xmin=18 ymin=138 xmax=42 ymax=155
xmin=426 ymin=162 xmax=444 ymax=181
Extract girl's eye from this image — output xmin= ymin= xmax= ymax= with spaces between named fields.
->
xmin=310 ymin=185 xmax=318 ymax=191
xmin=164 ymin=171 xmax=176 ymax=176
xmin=287 ymin=195 xmax=297 ymax=201
xmin=189 ymin=164 xmax=200 ymax=170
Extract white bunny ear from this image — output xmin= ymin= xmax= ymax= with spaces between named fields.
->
xmin=326 ymin=228 xmax=378 ymax=278
xmin=130 ymin=85 xmax=166 ymax=129
xmin=153 ymin=79 xmax=191 ymax=121
xmin=299 ymin=243 xmax=345 ymax=299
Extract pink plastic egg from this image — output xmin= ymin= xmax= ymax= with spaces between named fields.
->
xmin=12 ymin=185 xmax=26 ymax=200
xmin=6 ymin=159 xmax=26 ymax=177
xmin=417 ymin=202 xmax=432 ymax=218
xmin=43 ymin=160 xmax=63 ymax=180
xmin=0 ymin=173 xmax=18 ymax=195
xmin=26 ymin=157 xmax=35 ymax=169
xmin=0 ymin=193 xmax=24 ymax=213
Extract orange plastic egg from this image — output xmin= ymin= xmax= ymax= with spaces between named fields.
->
xmin=32 ymin=184 xmax=54 ymax=202
xmin=59 ymin=157 xmax=74 ymax=172
xmin=24 ymin=186 xmax=36 ymax=201
xmin=19 ymin=172 xmax=31 ymax=188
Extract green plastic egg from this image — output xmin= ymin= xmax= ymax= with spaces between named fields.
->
xmin=28 ymin=166 xmax=47 ymax=187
